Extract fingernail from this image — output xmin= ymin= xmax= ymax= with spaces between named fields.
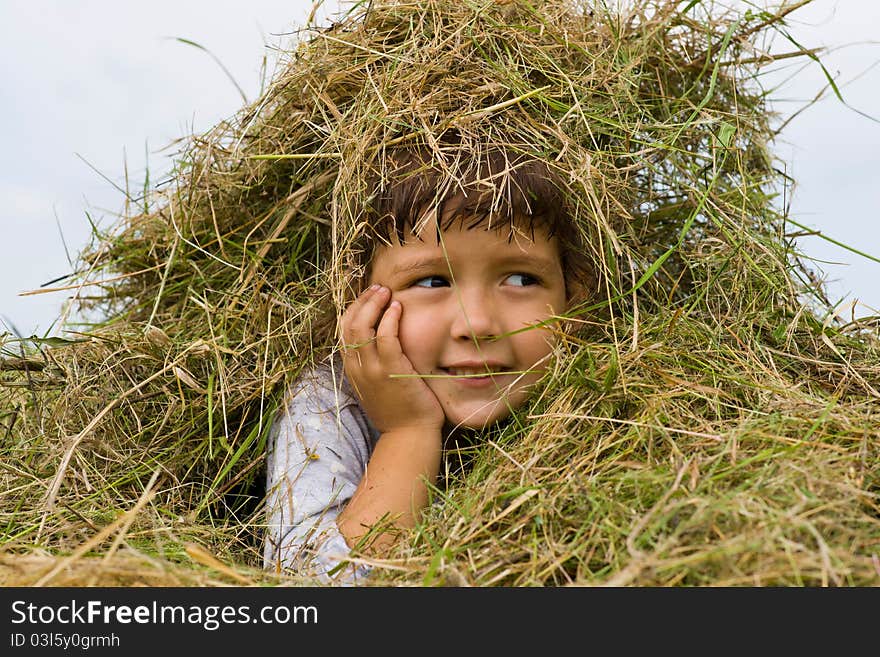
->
xmin=391 ymin=300 xmax=401 ymax=308
xmin=368 ymin=284 xmax=379 ymax=292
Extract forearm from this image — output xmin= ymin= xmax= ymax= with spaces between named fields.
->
xmin=337 ymin=427 xmax=442 ymax=552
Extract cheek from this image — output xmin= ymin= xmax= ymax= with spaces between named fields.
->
xmin=508 ymin=297 xmax=561 ymax=356
xmin=396 ymin=304 xmax=441 ymax=368
xmin=513 ymin=326 xmax=557 ymax=367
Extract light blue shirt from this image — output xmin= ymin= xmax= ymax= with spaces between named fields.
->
xmin=263 ymin=355 xmax=380 ymax=584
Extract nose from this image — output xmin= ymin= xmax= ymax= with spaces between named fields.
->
xmin=449 ymin=284 xmax=501 ymax=342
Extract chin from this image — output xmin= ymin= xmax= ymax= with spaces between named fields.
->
xmin=443 ymin=400 xmax=515 ymax=432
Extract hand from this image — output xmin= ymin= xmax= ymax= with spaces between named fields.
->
xmin=340 ymin=285 xmax=445 ymax=435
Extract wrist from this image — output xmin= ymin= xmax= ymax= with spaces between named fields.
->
xmin=375 ymin=426 xmax=443 ymax=484
xmin=338 ymin=424 xmax=443 ymax=548
xmin=379 ymin=424 xmax=444 ymax=444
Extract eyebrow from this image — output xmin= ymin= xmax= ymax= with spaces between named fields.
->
xmin=388 ymin=254 xmax=559 ymax=278
xmin=388 ymin=256 xmax=447 ymax=278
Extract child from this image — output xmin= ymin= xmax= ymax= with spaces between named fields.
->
xmin=263 ymin=148 xmax=594 ymax=583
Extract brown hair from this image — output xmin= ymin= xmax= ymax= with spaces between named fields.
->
xmin=360 ymin=146 xmax=596 ymax=306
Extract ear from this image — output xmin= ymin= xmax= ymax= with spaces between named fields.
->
xmin=559 ymin=262 xmax=601 ymax=338
xmin=564 ymin=267 xmax=595 ymax=311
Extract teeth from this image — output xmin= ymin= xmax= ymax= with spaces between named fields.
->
xmin=447 ymin=368 xmax=503 ymax=376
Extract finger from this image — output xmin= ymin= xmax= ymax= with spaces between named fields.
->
xmin=375 ymin=299 xmax=406 ymax=365
xmin=341 ymin=290 xmax=374 ymax=367
xmin=342 ymin=285 xmax=388 ymax=346
xmin=344 ymin=284 xmax=379 ymax=320
xmin=340 ymin=285 xmax=378 ymax=331
xmin=349 ymin=285 xmax=391 ymax=341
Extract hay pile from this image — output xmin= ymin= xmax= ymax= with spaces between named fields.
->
xmin=2 ymin=0 xmax=878 ymax=586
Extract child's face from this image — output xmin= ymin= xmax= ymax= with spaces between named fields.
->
xmin=367 ymin=215 xmax=567 ymax=430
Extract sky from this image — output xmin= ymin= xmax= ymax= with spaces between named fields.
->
xmin=1 ymin=0 xmax=878 ymax=338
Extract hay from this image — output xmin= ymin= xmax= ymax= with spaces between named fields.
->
xmin=1 ymin=0 xmax=878 ymax=587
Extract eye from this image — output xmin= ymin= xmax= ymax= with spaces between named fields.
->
xmin=413 ymin=275 xmax=450 ymax=288
xmin=505 ymin=273 xmax=540 ymax=287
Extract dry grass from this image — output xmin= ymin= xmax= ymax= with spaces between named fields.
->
xmin=1 ymin=0 xmax=878 ymax=587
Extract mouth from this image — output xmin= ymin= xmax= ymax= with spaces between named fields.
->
xmin=439 ymin=365 xmax=511 ymax=378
